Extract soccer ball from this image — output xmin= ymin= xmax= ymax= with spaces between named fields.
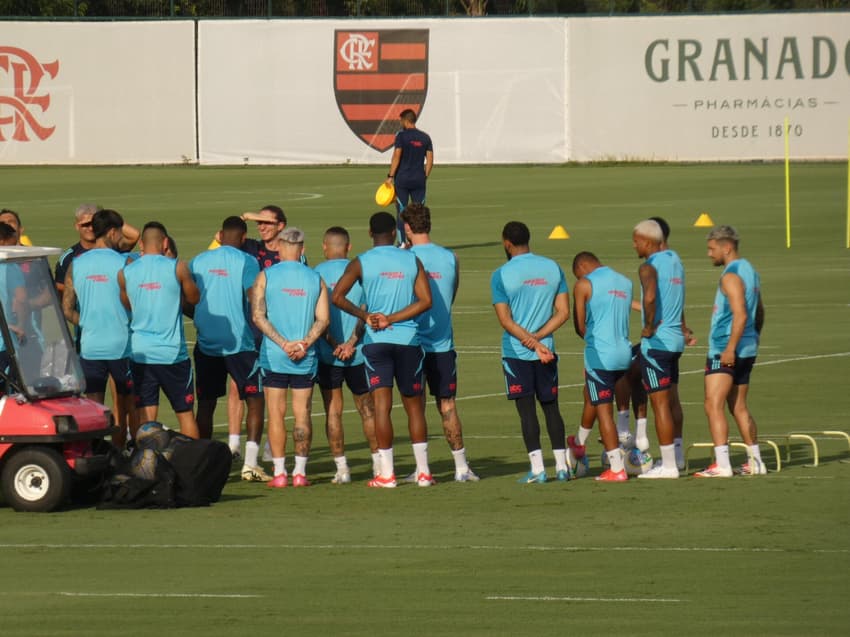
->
xmin=130 ymin=448 xmax=159 ymax=481
xmin=624 ymin=448 xmax=653 ymax=475
xmin=572 ymin=455 xmax=589 ymax=478
xmin=600 ymin=447 xmax=653 ymax=475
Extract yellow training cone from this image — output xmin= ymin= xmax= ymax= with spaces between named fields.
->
xmin=548 ymin=225 xmax=570 ymax=239
xmin=694 ymin=213 xmax=714 ymax=228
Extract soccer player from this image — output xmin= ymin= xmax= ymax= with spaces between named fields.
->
xmin=0 ymin=222 xmax=26 ymax=393
xmin=384 ymin=109 xmax=433 ymax=247
xmin=401 ymin=203 xmax=478 ymax=482
xmin=55 ymin=203 xmax=139 ymax=297
xmin=61 ymin=209 xmax=136 ymax=446
xmin=332 ymin=212 xmax=433 ymax=488
xmin=695 ymin=225 xmax=766 ymax=477
xmin=491 ymin=221 xmax=571 ymax=484
xmin=188 ymin=216 xmax=269 ymax=481
xmin=223 ymin=205 xmax=290 ymax=458
xmin=118 ymin=222 xmax=200 ymax=439
xmin=0 ymin=209 xmax=50 ymax=379
xmin=314 ymin=226 xmax=378 ymax=483
xmin=632 ymin=219 xmax=685 ymax=478
xmin=252 ymin=227 xmax=329 ymax=488
xmin=615 ymin=216 xmax=695 ymax=467
xmin=571 ymin=252 xmax=633 ymax=482
xmin=0 ymin=209 xmax=32 ymax=246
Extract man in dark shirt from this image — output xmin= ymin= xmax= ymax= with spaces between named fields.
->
xmin=385 ymin=109 xmax=433 ymax=247
xmin=54 ymin=203 xmax=140 ymax=297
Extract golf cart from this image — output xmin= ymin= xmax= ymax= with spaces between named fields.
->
xmin=0 ymin=246 xmax=115 ymax=512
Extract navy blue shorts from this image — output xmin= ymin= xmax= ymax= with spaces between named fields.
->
xmin=640 ymin=348 xmax=682 ymax=394
xmin=705 ymin=355 xmax=756 ymax=385
xmin=362 ymin=343 xmax=424 ymax=396
xmin=80 ymin=357 xmax=134 ymax=396
xmin=585 ymin=368 xmax=626 ymax=406
xmin=502 ymin=357 xmax=559 ymax=402
xmin=317 ymin=362 xmax=369 ymax=395
xmin=260 ymin=369 xmax=315 ymax=390
xmin=193 ymin=346 xmax=261 ymax=401
xmin=131 ymin=359 xmax=195 ymax=412
xmin=423 ymin=350 xmax=458 ymax=398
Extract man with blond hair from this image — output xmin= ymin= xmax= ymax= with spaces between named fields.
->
xmin=631 ymin=219 xmax=685 ymax=479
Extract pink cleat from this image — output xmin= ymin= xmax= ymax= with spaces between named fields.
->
xmin=267 ymin=473 xmax=288 ymax=488
xmin=416 ymin=473 xmax=436 ymax=487
xmin=595 ymin=469 xmax=628 ymax=482
xmin=367 ymin=474 xmax=397 ymax=488
xmin=567 ymin=435 xmax=587 ymax=459
xmin=291 ymin=474 xmax=311 ymax=487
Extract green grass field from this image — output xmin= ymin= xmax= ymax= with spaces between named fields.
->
xmin=0 ymin=163 xmax=848 ymax=636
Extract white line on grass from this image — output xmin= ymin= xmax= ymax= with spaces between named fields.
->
xmin=486 ymin=595 xmax=683 ymax=603
xmin=0 ymin=543 xmax=845 ymax=554
xmin=56 ymin=592 xmax=263 ymax=599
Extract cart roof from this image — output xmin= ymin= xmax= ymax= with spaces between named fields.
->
xmin=0 ymin=246 xmax=62 ymax=260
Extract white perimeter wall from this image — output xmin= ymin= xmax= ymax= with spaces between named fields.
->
xmin=198 ymin=18 xmax=566 ymax=165
xmin=1 ymin=14 xmax=847 ymax=165
xmin=567 ymin=13 xmax=850 ymax=161
xmin=0 ymin=21 xmax=196 ymax=164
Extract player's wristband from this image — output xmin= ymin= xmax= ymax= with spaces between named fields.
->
xmin=387 ymin=173 xmax=394 ymax=178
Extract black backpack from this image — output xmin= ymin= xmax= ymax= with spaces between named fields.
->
xmin=97 ymin=423 xmax=230 ymax=509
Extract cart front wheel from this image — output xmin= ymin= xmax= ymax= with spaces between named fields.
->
xmin=1 ymin=447 xmax=71 ymax=512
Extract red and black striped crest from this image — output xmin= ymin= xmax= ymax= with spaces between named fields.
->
xmin=334 ymin=29 xmax=429 ymax=153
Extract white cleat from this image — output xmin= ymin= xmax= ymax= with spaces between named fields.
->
xmin=735 ymin=459 xmax=767 ymax=475
xmin=694 ymin=463 xmax=734 ymax=478
xmin=331 ymin=470 xmax=352 ymax=484
xmin=635 ymin=436 xmax=651 ymax=452
xmin=455 ymin=469 xmax=480 ymax=482
xmin=636 ymin=462 xmax=680 ymax=479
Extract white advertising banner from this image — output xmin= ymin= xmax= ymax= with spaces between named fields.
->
xmin=0 ymin=21 xmax=196 ymax=165
xmin=567 ymin=13 xmax=850 ymax=161
xmin=198 ymin=18 xmax=566 ymax=165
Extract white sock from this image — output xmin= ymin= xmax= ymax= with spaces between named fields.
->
xmin=749 ymin=444 xmax=763 ymax=464
xmin=714 ymin=444 xmax=731 ymax=470
xmin=577 ymin=426 xmax=591 ymax=446
xmin=228 ymin=434 xmax=241 ymax=451
xmin=635 ymin=418 xmax=648 ymax=442
xmin=334 ymin=455 xmax=349 ymax=472
xmin=553 ymin=449 xmax=568 ymax=471
xmin=660 ymin=443 xmax=677 ymax=470
xmin=528 ymin=449 xmax=545 ymax=475
xmin=451 ymin=447 xmax=469 ymax=474
xmin=378 ymin=448 xmax=394 ymax=479
xmin=412 ymin=442 xmax=431 ymax=476
xmin=674 ymin=437 xmax=684 ymax=464
xmin=272 ymin=457 xmax=286 ymax=477
xmin=371 ymin=452 xmax=381 ymax=477
xmin=244 ymin=441 xmax=259 ymax=467
xmin=616 ymin=411 xmax=631 ymax=437
xmin=293 ymin=455 xmax=308 ymax=476
xmin=607 ymin=448 xmax=625 ymax=473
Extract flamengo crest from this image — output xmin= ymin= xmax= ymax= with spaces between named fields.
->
xmin=334 ymin=29 xmax=429 ymax=153
xmin=0 ymin=46 xmax=59 ymax=142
